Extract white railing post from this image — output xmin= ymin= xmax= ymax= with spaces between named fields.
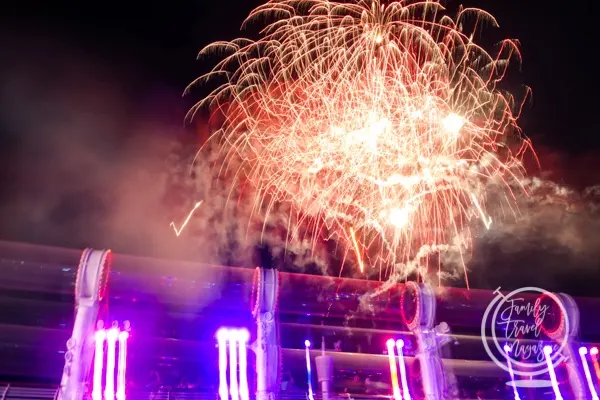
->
xmin=58 ymin=249 xmax=111 ymax=400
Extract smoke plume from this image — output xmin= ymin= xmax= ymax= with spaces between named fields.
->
xmin=469 ymin=177 xmax=600 ymax=295
xmin=0 ymin=32 xmax=194 ymax=261
xmin=1 ymin=32 xmax=598 ymax=297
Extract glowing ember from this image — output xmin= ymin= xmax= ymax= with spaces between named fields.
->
xmin=190 ymin=0 xmax=533 ymax=281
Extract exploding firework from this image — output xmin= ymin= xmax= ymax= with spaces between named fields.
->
xmin=188 ymin=0 xmax=533 ymax=284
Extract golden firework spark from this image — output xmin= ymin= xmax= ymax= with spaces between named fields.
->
xmin=349 ymin=227 xmax=365 ymax=273
xmin=188 ymin=0 xmax=533 ymax=283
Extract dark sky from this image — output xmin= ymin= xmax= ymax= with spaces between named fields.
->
xmin=1 ymin=0 xmax=596 ymax=150
xmin=0 ymin=0 xmax=598 ymax=293
xmin=2 ymin=0 xmax=595 ymax=142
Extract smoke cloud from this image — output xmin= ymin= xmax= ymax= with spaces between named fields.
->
xmin=1 ymin=32 xmax=598 ymax=297
xmin=171 ymin=136 xmax=332 ymax=272
xmin=0 ymin=32 xmax=194 ymax=261
xmin=0 ymin=31 xmax=329 ymax=273
xmin=469 ymin=177 xmax=600 ymax=295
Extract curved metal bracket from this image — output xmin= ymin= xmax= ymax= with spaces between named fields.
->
xmin=402 ymin=282 xmax=452 ymax=400
xmin=58 ymin=248 xmax=111 ymax=400
xmin=401 ymin=281 xmax=436 ymax=331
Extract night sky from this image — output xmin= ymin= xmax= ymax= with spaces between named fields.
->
xmin=2 ymin=0 xmax=596 ymax=151
xmin=0 ymin=0 xmax=598 ymax=293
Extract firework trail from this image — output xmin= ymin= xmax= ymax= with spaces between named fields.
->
xmin=188 ymin=0 xmax=534 ymax=284
xmin=170 ymin=201 xmax=203 ymax=236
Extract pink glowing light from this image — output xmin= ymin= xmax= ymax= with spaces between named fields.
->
xmin=217 ymin=329 xmax=229 ymax=400
xmin=216 ymin=328 xmax=250 ymax=400
xmin=503 ymin=345 xmax=521 ymax=400
xmin=228 ymin=332 xmax=239 ymax=400
xmin=238 ymin=330 xmax=250 ymax=400
xmin=386 ymin=339 xmax=401 ymax=400
xmin=395 ymin=340 xmax=411 ymax=400
xmin=117 ymin=331 xmax=129 ymax=400
xmin=104 ymin=328 xmax=118 ymax=400
xmin=591 ymin=347 xmax=600 ymax=385
xmin=579 ymin=347 xmax=599 ymax=400
xmin=92 ymin=324 xmax=130 ymax=400
xmin=92 ymin=330 xmax=106 ymax=400
xmin=543 ymin=346 xmax=563 ymax=400
xmin=304 ymin=340 xmax=315 ymax=400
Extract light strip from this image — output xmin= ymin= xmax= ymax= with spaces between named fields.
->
xmin=395 ymin=340 xmax=411 ymax=400
xmin=591 ymin=347 xmax=600 ymax=384
xmin=217 ymin=328 xmax=229 ymax=400
xmin=217 ymin=328 xmax=250 ymax=400
xmin=238 ymin=330 xmax=250 ymax=400
xmin=229 ymin=331 xmax=239 ymax=400
xmin=305 ymin=340 xmax=315 ymax=400
xmin=92 ymin=325 xmax=130 ymax=400
xmin=104 ymin=328 xmax=119 ymax=400
xmin=116 ymin=331 xmax=129 ymax=400
xmin=504 ymin=345 xmax=521 ymax=400
xmin=386 ymin=339 xmax=401 ymax=400
xmin=579 ymin=347 xmax=599 ymax=400
xmin=543 ymin=346 xmax=563 ymax=400
xmin=92 ymin=330 xmax=106 ymax=400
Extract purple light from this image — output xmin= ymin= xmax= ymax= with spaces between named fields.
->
xmin=579 ymin=347 xmax=599 ymax=400
xmin=503 ymin=344 xmax=520 ymax=400
xmin=105 ymin=328 xmax=119 ymax=400
xmin=217 ymin=329 xmax=228 ymax=400
xmin=92 ymin=330 xmax=106 ymax=400
xmin=92 ymin=324 xmax=130 ymax=400
xmin=395 ymin=340 xmax=411 ymax=400
xmin=216 ymin=327 xmax=250 ymax=400
xmin=117 ymin=331 xmax=129 ymax=400
xmin=591 ymin=347 xmax=600 ymax=388
xmin=238 ymin=330 xmax=249 ymax=400
xmin=229 ymin=332 xmax=239 ymax=400
xmin=386 ymin=339 xmax=401 ymax=400
xmin=543 ymin=346 xmax=563 ymax=400
xmin=304 ymin=340 xmax=314 ymax=400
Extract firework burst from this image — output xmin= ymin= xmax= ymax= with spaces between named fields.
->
xmin=188 ymin=0 xmax=533 ymax=284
